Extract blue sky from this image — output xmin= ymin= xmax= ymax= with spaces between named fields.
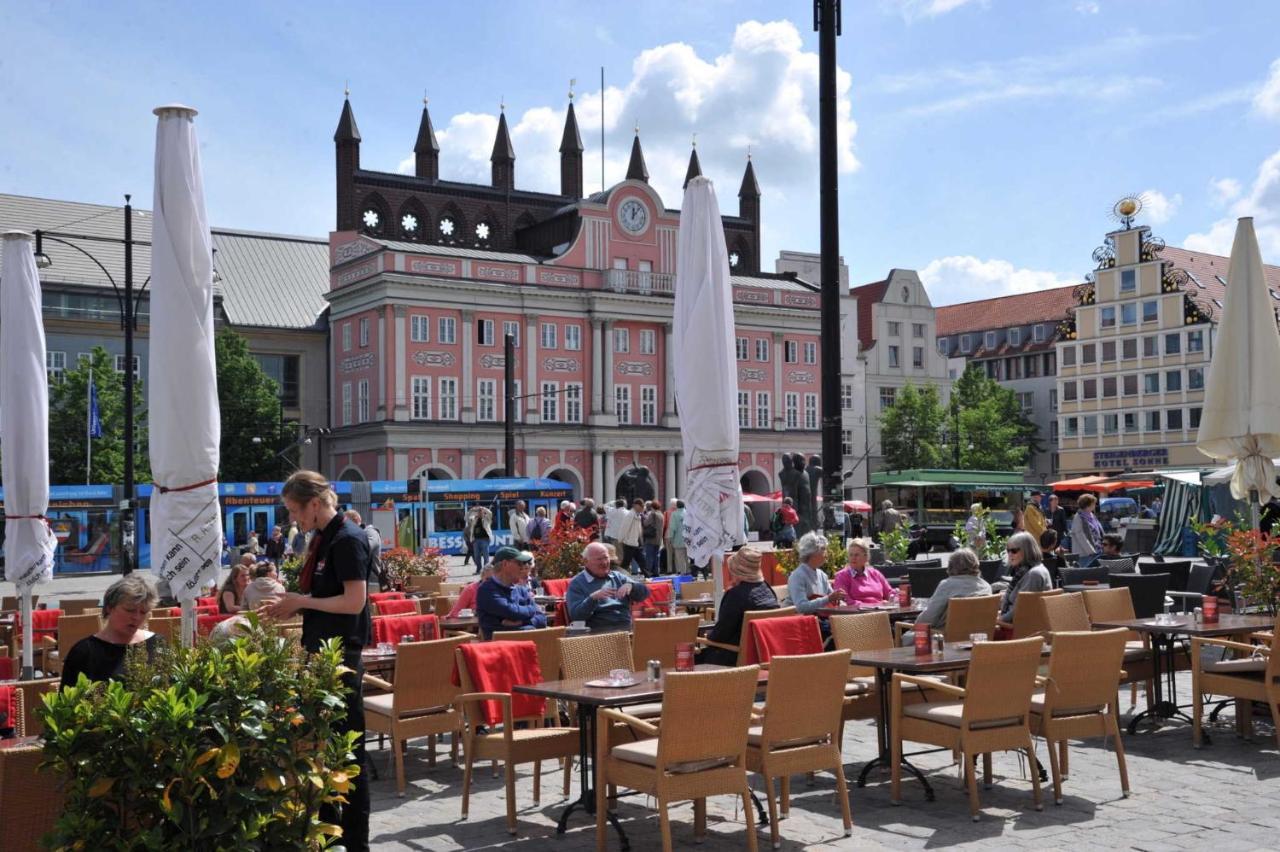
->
xmin=2 ymin=0 xmax=1279 ymax=304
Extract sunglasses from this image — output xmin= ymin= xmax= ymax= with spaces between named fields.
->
xmin=1006 ymin=547 xmax=1021 ymax=554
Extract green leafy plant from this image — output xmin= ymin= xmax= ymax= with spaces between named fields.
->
xmin=39 ymin=617 xmax=358 ymax=850
xmin=381 ymin=546 xmax=445 ymax=588
xmin=278 ymin=555 xmax=304 ymax=593
xmin=775 ymin=533 xmax=848 ymax=577
xmin=952 ymin=515 xmax=1006 ymax=560
xmin=880 ymin=525 xmax=911 ymax=564
xmin=1190 ymin=516 xmax=1238 ymax=558
xmin=1224 ymin=527 xmax=1280 ymax=615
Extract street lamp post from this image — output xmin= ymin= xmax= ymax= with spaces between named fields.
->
xmin=34 ymin=196 xmax=146 ymax=574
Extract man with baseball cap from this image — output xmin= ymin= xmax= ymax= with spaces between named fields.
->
xmin=475 ymin=546 xmax=546 ymax=639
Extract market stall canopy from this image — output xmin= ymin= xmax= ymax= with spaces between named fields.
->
xmin=872 ymin=470 xmax=1040 ymax=492
xmin=844 ymin=500 xmax=872 ymax=513
xmin=1051 ymin=475 xmax=1109 ymax=492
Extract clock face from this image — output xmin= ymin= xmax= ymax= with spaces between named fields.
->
xmin=618 ymin=198 xmax=649 ymax=236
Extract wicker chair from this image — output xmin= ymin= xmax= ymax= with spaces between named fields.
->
xmin=746 ymin=650 xmax=853 ymax=848
xmin=1007 ymin=589 xmax=1064 ymax=640
xmin=1080 ymin=587 xmax=1155 ymax=707
xmin=1191 ymin=622 xmax=1280 ymax=749
xmin=374 ymin=598 xmax=422 ymax=616
xmin=680 ymin=580 xmax=713 ymax=599
xmin=697 ymin=607 xmax=798 ymax=666
xmin=405 ymin=574 xmax=444 ymax=595
xmin=595 ymin=665 xmax=761 ymax=851
xmin=43 ymin=613 xmax=101 ymax=676
xmin=898 ymin=594 xmax=1002 ymax=644
xmin=890 ymin=636 xmax=1044 ymax=820
xmin=493 ymin=626 xmax=567 ymax=726
xmin=906 ymin=566 xmax=948 ymax=599
xmin=10 ymin=678 xmax=58 ymax=738
xmin=1030 ymin=628 xmax=1130 ymax=804
xmin=1041 ymin=592 xmax=1092 ymax=637
xmin=440 ymin=582 xmax=467 ymax=596
xmin=146 ymin=616 xmax=182 ymax=645
xmin=57 ymin=598 xmax=99 ymax=616
xmin=1059 ymin=565 xmax=1110 ymax=587
xmin=454 ymin=646 xmax=578 ymax=834
xmin=1099 ymin=557 xmax=1135 ymax=575
xmin=363 ymin=634 xmax=471 ymax=795
xmin=829 ymin=611 xmax=892 ymax=727
xmin=632 ymin=615 xmax=701 ymax=671
xmin=560 ymin=632 xmax=661 ymax=720
xmin=0 ymin=740 xmax=63 ymax=851
xmin=0 ymin=687 xmax=24 ymax=736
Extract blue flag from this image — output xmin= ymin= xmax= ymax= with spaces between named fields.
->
xmin=88 ymin=378 xmax=103 ymax=438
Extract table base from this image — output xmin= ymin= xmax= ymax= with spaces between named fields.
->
xmin=553 ymin=703 xmax=630 ymax=849
xmin=1127 ymin=634 xmax=1198 ymax=736
xmin=856 ymin=754 xmax=936 ymax=801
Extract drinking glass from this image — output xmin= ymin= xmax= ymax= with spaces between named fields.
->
xmin=970 ymin=633 xmax=987 ymax=645
xmin=609 ymin=668 xmax=631 ymax=685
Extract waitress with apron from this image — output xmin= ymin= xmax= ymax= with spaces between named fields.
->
xmin=263 ymin=469 xmax=372 ymax=850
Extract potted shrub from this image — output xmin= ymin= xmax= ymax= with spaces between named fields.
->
xmin=39 ymin=618 xmax=358 ymax=849
xmin=774 ymin=533 xmax=848 ymax=577
xmin=381 ymin=546 xmax=446 ymax=590
xmin=951 ymin=515 xmax=1006 ymax=560
xmin=1223 ymin=527 xmax=1280 ymax=615
xmin=530 ymin=523 xmax=594 ymax=580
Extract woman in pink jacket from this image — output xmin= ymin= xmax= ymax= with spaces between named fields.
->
xmin=832 ymin=538 xmax=894 ymax=605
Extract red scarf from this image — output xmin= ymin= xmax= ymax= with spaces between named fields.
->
xmin=299 ymin=534 xmax=321 ymax=594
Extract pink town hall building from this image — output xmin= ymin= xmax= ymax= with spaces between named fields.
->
xmin=324 ymin=94 xmax=824 ymax=502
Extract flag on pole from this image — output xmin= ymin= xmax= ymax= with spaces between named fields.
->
xmin=88 ymin=374 xmax=103 ymax=438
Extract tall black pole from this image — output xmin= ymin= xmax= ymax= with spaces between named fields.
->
xmin=122 ymin=196 xmax=136 ymax=574
xmin=952 ymin=396 xmax=961 ymax=469
xmin=504 ymin=333 xmax=516 ymax=476
xmin=816 ymin=0 xmax=843 ymax=517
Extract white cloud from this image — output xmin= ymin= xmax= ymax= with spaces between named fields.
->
xmin=1183 ymin=149 xmax=1280 ymax=261
xmin=1255 ymin=58 xmax=1280 ymax=120
xmin=1209 ymin=177 xmax=1242 ymax=206
xmin=1140 ymin=189 xmax=1181 ymax=225
xmin=900 ymin=75 xmax=1159 ymax=117
xmin=396 ymin=20 xmax=857 ymax=214
xmin=889 ymin=0 xmax=986 ymax=22
xmin=1074 ymin=1 xmax=1100 ymax=13
xmin=919 ymin=256 xmax=1077 ymax=306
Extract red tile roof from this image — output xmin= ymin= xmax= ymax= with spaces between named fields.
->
xmin=936 ymin=285 xmax=1078 ymax=336
xmin=848 ymin=279 xmax=888 ymax=351
xmin=1158 ymin=245 xmax=1280 ymax=321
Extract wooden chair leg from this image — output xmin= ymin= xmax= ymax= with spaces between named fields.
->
xmin=659 ymin=798 xmax=674 ymax=852
xmin=427 ymin=734 xmax=437 ymax=767
xmin=533 ymin=759 xmax=542 ymax=807
xmin=1193 ymin=687 xmax=1204 ymax=748
xmin=505 ymin=761 xmax=518 ymax=835
xmin=1026 ymin=744 xmax=1043 ymax=811
xmin=742 ymin=783 xmax=759 ymax=852
xmin=981 ymin=752 xmax=993 ymax=788
xmin=965 ymin=752 xmax=980 ymax=821
xmin=1109 ymin=712 xmax=1131 ymax=797
xmin=694 ymin=797 xmax=707 ymax=841
xmin=451 ymin=730 xmax=460 ymax=763
xmin=1045 ymin=736 xmax=1063 ymax=805
xmin=834 ymin=759 xmax=853 ymax=838
xmin=461 ymin=747 xmax=475 ymax=819
xmin=780 ymin=775 xmax=791 ymax=818
xmin=1058 ymin=739 xmax=1069 ymax=779
xmin=765 ymin=776 xmax=781 ymax=850
xmin=1271 ymin=701 xmax=1280 ymax=751
xmin=393 ymin=733 xmax=407 ymax=797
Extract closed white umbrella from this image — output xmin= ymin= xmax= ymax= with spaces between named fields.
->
xmin=148 ymin=105 xmax=222 ymax=644
xmin=674 ymin=177 xmax=746 ymax=601
xmin=1 ymin=231 xmax=58 ymax=678
xmin=1195 ymin=217 xmax=1280 ymax=516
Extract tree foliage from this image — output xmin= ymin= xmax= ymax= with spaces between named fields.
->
xmin=880 ymin=382 xmax=945 ymax=470
xmin=949 ymin=364 xmax=1038 ymax=471
xmin=215 ymin=328 xmax=296 ymax=482
xmin=48 ymin=346 xmax=150 ymax=486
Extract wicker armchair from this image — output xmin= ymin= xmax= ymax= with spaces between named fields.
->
xmin=1081 ymin=587 xmax=1156 ymax=706
xmin=1006 ymin=589 xmax=1064 ymax=640
xmin=0 ymin=741 xmax=63 ymax=851
xmin=363 ymin=634 xmax=470 ymax=795
xmin=1191 ymin=623 xmax=1280 ymax=749
xmin=897 ymin=594 xmax=1001 ymax=643
xmin=746 ymin=650 xmax=853 ymax=848
xmin=680 ymin=580 xmax=713 ymax=599
xmin=891 ymin=636 xmax=1044 ymax=820
xmin=0 ymin=687 xmax=24 ymax=737
xmin=829 ymin=612 xmax=893 ymax=728
xmin=493 ymin=626 xmax=567 ymax=726
xmin=560 ymin=631 xmax=661 ymax=721
xmin=57 ymin=598 xmax=99 ymax=616
xmin=405 ymin=574 xmax=444 ymax=595
xmin=631 ymin=615 xmax=701 ymax=671
xmin=454 ymin=646 xmax=578 ymax=834
xmin=1041 ymin=592 xmax=1092 ymax=636
xmin=595 ymin=666 xmax=761 ymax=851
xmin=43 ymin=613 xmax=101 ymax=676
xmin=9 ymin=678 xmax=57 ymax=738
xmin=1030 ymin=628 xmax=1130 ymax=804
xmin=696 ymin=606 xmax=798 ymax=666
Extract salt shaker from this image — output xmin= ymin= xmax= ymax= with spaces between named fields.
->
xmin=1193 ymin=607 xmax=1203 ymax=624
xmin=932 ymin=633 xmax=945 ymax=654
xmin=647 ymin=659 xmax=662 ymax=681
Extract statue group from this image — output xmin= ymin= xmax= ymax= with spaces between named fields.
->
xmin=779 ymin=453 xmax=824 ymax=536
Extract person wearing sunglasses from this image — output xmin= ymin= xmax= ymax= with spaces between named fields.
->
xmin=996 ymin=530 xmax=1051 ymax=627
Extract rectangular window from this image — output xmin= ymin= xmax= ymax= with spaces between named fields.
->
xmin=410 ymin=315 xmax=430 ymax=342
xmin=1187 ymin=330 xmax=1204 ymax=352
xmin=1050 ymin=388 xmax=1058 ymax=410
xmin=1190 ymin=407 xmax=1202 ymax=429
xmin=960 ymin=334 xmax=971 ymax=353
xmin=756 ymin=391 xmax=771 ymax=429
xmin=1100 ymin=306 xmax=1116 ymax=328
xmin=1082 ymin=379 xmax=1097 ymax=400
xmin=912 ymin=346 xmax=924 ymax=369
xmin=565 ymin=383 xmax=583 ymax=423
xmin=1123 ymin=374 xmax=1138 ymax=396
xmin=756 ymin=339 xmax=770 ymax=362
xmin=541 ymin=381 xmax=559 ymax=423
xmin=1165 ymin=370 xmax=1182 ymax=392
xmin=888 ymin=321 xmax=902 ymax=336
xmin=477 ymin=379 xmax=496 ymax=422
xmin=1007 ymin=357 xmax=1022 ymax=380
xmin=803 ymin=341 xmax=817 ymax=364
xmin=342 ymin=322 xmax=351 ymax=352
xmin=842 ymin=429 xmax=854 ymax=457
xmin=1062 ymin=381 xmax=1077 ymax=402
xmin=888 ymin=346 xmax=900 ymax=368
xmin=1025 ymin=354 xmax=1039 ymax=378
xmin=1103 ymin=376 xmax=1117 ymax=398
xmin=879 ymin=387 xmax=896 ymax=411
xmin=1051 ymin=421 xmax=1060 ymax=440
xmin=114 ymin=354 xmax=140 ymax=379
xmin=1033 ymin=324 xmax=1046 ymax=343
xmin=1121 ymin=303 xmax=1137 ymax=325
xmin=1018 ymin=391 xmax=1034 ymax=411
xmin=1124 ymin=412 xmax=1138 ymax=433
xmin=1062 ymin=346 xmax=1076 ymax=366
xmin=411 ymin=377 xmax=431 ymax=420
xmin=511 ymin=380 xmax=522 ymax=422
xmin=341 ymin=382 xmax=352 ymax=426
xmin=803 ymin=393 xmax=818 ymax=430
xmin=1145 ymin=410 xmax=1161 ymax=432
xmin=439 ymin=378 xmax=458 ymax=420
xmin=984 ymin=331 xmax=997 ymax=350
xmin=1144 ymin=373 xmax=1160 ymax=393
xmin=1167 ymin=408 xmax=1184 ymax=431
xmin=503 ymin=320 xmax=520 ymax=347
xmin=1122 ymin=338 xmax=1137 ymax=360
xmin=46 ymin=350 xmax=66 ymax=383
xmin=912 ymin=323 xmax=925 ymax=339
xmin=841 ymin=384 xmax=854 ymax=410
xmin=1102 ymin=341 xmax=1116 ymax=362
xmin=640 ymin=329 xmax=656 ymax=355
xmin=738 ymin=391 xmax=750 ymax=428
xmin=785 ymin=392 xmax=799 ymax=429
xmin=1165 ymin=333 xmax=1181 ymax=355
xmin=1143 ymin=335 xmax=1157 ymax=357
xmin=1008 ymin=327 xmax=1022 ymax=346
xmin=354 ymin=381 xmax=368 ymax=427
xmin=438 ymin=317 xmax=456 ymax=344
xmin=1083 ymin=415 xmax=1098 ymax=437
xmin=540 ymin=322 xmax=557 ymax=350
xmin=564 ymin=324 xmax=582 ymax=351
xmin=478 ymin=319 xmax=495 ymax=347
xmin=784 ymin=340 xmax=799 ymax=363
xmin=615 ymin=385 xmax=631 ymax=424
xmin=736 ymin=337 xmax=749 ymax=361
xmin=1064 ymin=417 xmax=1079 ymax=438
xmin=640 ymin=386 xmax=658 ymax=426
xmin=1142 ymin=300 xmax=1158 ymax=323
xmin=614 ymin=328 xmax=630 ymax=353
xmin=1081 ymin=343 xmax=1096 ymax=363
xmin=1188 ymin=367 xmax=1204 ymax=390
xmin=1121 ymin=269 xmax=1136 ymax=293
xmin=359 ymin=317 xmax=370 ymax=347
xmin=1104 ymin=413 xmax=1119 ymax=435
xmin=1045 ymin=352 xmax=1056 ymax=375
xmin=937 ymin=338 xmax=949 ymax=354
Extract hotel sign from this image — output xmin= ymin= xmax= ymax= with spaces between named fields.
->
xmin=1092 ymin=448 xmax=1169 ymax=469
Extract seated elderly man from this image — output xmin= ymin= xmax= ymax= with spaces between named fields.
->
xmin=566 ymin=541 xmax=651 ymax=633
xmin=475 ymin=546 xmax=546 ymax=639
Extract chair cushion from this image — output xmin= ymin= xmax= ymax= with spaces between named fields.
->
xmin=746 ymin=725 xmax=827 ymax=749
xmin=902 ymin=700 xmax=1023 ymax=730
xmin=624 ymin=702 xmax=664 ymax=719
xmin=611 ymin=738 xmax=736 ymax=774
xmin=362 ymin=692 xmax=450 ymax=719
xmin=1204 ymin=657 xmax=1268 ymax=675
xmin=844 ymin=679 xmax=872 ymax=697
xmin=1029 ymin=691 xmax=1104 ymax=718
xmin=1123 ymin=641 xmax=1150 ymax=662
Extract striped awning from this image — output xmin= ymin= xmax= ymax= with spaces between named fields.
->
xmin=1153 ymin=477 xmax=1202 ymax=555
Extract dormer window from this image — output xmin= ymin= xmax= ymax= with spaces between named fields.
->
xmin=984 ymin=331 xmax=997 ymax=349
xmin=1008 ymin=328 xmax=1021 ymax=346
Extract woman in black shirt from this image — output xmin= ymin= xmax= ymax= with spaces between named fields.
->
xmin=262 ymin=470 xmax=371 ymax=851
xmin=61 ymin=575 xmax=164 ymax=688
xmin=698 ymin=547 xmax=779 ymax=666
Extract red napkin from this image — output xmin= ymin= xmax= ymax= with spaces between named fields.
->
xmin=541 ymin=578 xmax=570 ymax=597
xmin=452 ymin=640 xmax=546 ymax=726
xmin=633 ymin=581 xmax=673 ymax=617
xmin=375 ymin=599 xmax=418 ymax=616
xmin=0 ymin=658 xmax=14 ymax=681
xmin=373 ymin=614 xmax=439 ymax=645
xmin=369 ymin=591 xmax=407 ymax=603
xmin=748 ymin=614 xmax=823 ymax=665
xmin=197 ymin=613 xmax=236 ymax=635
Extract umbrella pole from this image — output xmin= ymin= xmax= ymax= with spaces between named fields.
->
xmin=20 ymin=590 xmax=34 ymax=680
xmin=711 ymin=552 xmax=724 ymax=608
xmin=180 ymin=599 xmax=196 ymax=648
xmin=1250 ymin=488 xmax=1261 ymax=533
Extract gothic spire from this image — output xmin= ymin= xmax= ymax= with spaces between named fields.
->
xmin=626 ymin=126 xmax=648 ymax=183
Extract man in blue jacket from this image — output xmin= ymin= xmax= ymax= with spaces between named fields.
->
xmin=475 ymin=546 xmax=546 ymax=639
xmin=566 ymin=541 xmax=651 ymax=633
